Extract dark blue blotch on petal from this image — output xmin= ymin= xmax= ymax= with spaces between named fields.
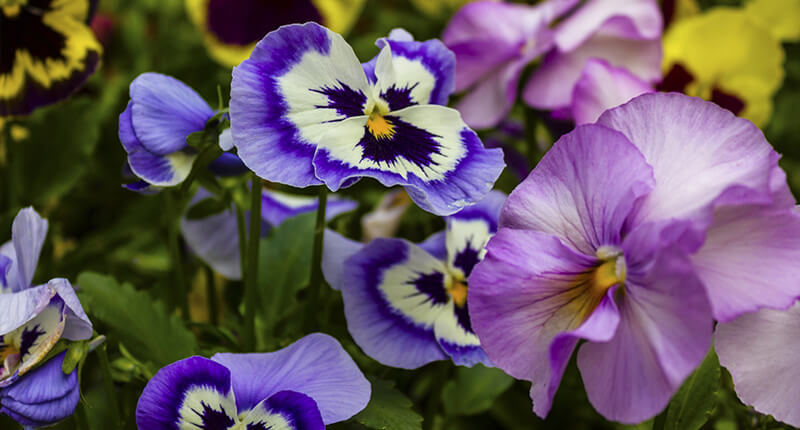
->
xmin=453 ymin=245 xmax=481 ymax=278
xmin=244 ymin=390 xmax=324 ymax=430
xmin=194 ymin=401 xmax=236 ymax=429
xmin=311 ymin=82 xmax=367 ymax=119
xmin=382 ymin=83 xmax=418 ymax=111
xmin=409 ymin=271 xmax=448 ymax=306
xmin=358 ymin=116 xmax=443 ymax=171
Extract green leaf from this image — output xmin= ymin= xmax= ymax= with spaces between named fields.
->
xmin=185 ymin=131 xmax=206 ymax=149
xmin=352 ymin=379 xmax=423 ymax=430
xmin=256 ymin=212 xmax=316 ymax=334
xmin=186 ymin=196 xmax=230 ymax=220
xmin=76 ymin=272 xmax=197 ymax=367
xmin=663 ymin=348 xmax=721 ymax=430
xmin=441 ymin=364 xmax=514 ymax=416
xmin=62 ymin=340 xmax=90 ymax=374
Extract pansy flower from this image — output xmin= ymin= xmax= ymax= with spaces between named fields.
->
xmin=468 ymin=93 xmax=800 ymax=423
xmin=715 ymin=300 xmax=800 ymax=428
xmin=230 ymin=23 xmax=505 ymax=216
xmin=0 ymin=208 xmax=93 ymax=427
xmin=119 ymin=72 xmax=247 ymax=192
xmin=185 ymin=0 xmax=366 ymax=68
xmin=136 ymin=333 xmax=370 ymax=429
xmin=570 ymin=59 xmax=654 ymax=125
xmin=323 ymin=191 xmax=505 ymax=368
xmin=181 ymin=188 xmax=357 ymax=280
xmin=0 ymin=0 xmax=102 ymax=117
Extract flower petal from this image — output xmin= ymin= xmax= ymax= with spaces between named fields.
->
xmin=262 ymin=190 xmax=357 ymax=227
xmin=313 ymin=104 xmax=505 ymax=215
xmin=136 ymin=356 xmax=236 ymax=430
xmin=339 ymin=238 xmax=450 ymax=368
xmin=597 ymin=92 xmax=780 ymax=228
xmin=500 ymin=124 xmax=654 ymax=255
xmin=445 ymin=190 xmax=505 ymax=278
xmin=231 ymin=22 xmax=370 ymax=187
xmin=49 ymin=278 xmax=92 ymax=341
xmin=433 ymin=302 xmax=490 ymax=367
xmin=0 ymin=284 xmax=53 ymax=335
xmin=553 ymin=0 xmax=662 ymax=52
xmin=180 ymin=190 xmax=242 ymax=281
xmin=129 ymin=73 xmax=213 ymax=155
xmin=210 ymin=333 xmax=370 ymax=424
xmin=715 ymin=302 xmax=800 ymax=428
xmin=240 ymin=390 xmax=324 ymax=430
xmin=1 ymin=208 xmax=47 ymax=293
xmin=1 ymin=296 xmax=66 ymax=386
xmin=321 ymin=230 xmax=363 ymax=291
xmin=571 ymin=58 xmax=653 ymax=125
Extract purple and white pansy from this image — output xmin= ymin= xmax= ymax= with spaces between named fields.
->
xmin=468 ymin=93 xmax=800 ymax=423
xmin=230 ymin=23 xmax=505 ymax=216
xmin=136 ymin=333 xmax=370 ymax=430
xmin=119 ymin=73 xmax=247 ymax=193
xmin=323 ymin=191 xmax=505 ymax=369
xmin=0 ymin=208 xmax=93 ymax=427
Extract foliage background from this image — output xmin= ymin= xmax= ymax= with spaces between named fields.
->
xmin=0 ymin=0 xmax=797 ymax=429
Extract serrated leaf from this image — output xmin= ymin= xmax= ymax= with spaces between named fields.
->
xmin=441 ymin=364 xmax=514 ymax=416
xmin=664 ymin=348 xmax=720 ymax=430
xmin=186 ymin=196 xmax=230 ymax=220
xmin=353 ymin=379 xmax=423 ymax=430
xmin=76 ymin=272 xmax=197 ymax=367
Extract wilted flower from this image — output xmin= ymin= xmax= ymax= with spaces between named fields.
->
xmin=324 ymin=191 xmax=505 ymax=368
xmin=136 ymin=333 xmax=370 ymax=429
xmin=185 ymin=0 xmax=365 ymax=67
xmin=468 ymin=93 xmax=800 ymax=423
xmin=361 ymin=189 xmax=411 ymax=241
xmin=0 ymin=208 xmax=93 ymax=427
xmin=0 ymin=0 xmax=102 ymax=117
xmin=230 ymin=23 xmax=504 ymax=216
xmin=119 ymin=73 xmax=246 ymax=192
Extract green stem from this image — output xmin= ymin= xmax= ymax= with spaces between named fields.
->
xmin=204 ymin=264 xmax=219 ymax=326
xmin=235 ymin=204 xmax=247 ymax=277
xmin=304 ymin=187 xmax=328 ymax=332
xmin=97 ymin=345 xmax=122 ymax=429
xmin=242 ymin=174 xmax=262 ymax=351
xmin=165 ymin=192 xmax=189 ymax=319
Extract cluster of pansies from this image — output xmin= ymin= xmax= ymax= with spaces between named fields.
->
xmin=2 ymin=0 xmax=800 ymax=428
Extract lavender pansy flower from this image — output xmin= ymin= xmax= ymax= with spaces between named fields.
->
xmin=468 ymin=93 xmax=800 ymax=423
xmin=119 ymin=73 xmax=247 ymax=193
xmin=324 ymin=191 xmax=505 ymax=368
xmin=715 ymin=300 xmax=800 ymax=428
xmin=181 ymin=188 xmax=357 ymax=280
xmin=0 ymin=208 xmax=92 ymax=427
xmin=524 ymin=0 xmax=663 ymax=114
xmin=136 ymin=333 xmax=370 ymax=429
xmin=230 ymin=22 xmax=504 ymax=216
xmin=570 ymin=59 xmax=654 ymax=125
xmin=442 ymin=0 xmax=576 ymax=129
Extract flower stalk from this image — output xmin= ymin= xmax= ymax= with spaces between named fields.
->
xmin=242 ymin=174 xmax=262 ymax=351
xmin=304 ymin=187 xmax=328 ymax=332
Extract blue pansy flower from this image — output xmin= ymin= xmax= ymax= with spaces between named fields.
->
xmin=119 ymin=73 xmax=248 ymax=193
xmin=0 ymin=208 xmax=93 ymax=427
xmin=136 ymin=333 xmax=370 ymax=429
xmin=230 ymin=23 xmax=505 ymax=216
xmin=322 ymin=191 xmax=506 ymax=368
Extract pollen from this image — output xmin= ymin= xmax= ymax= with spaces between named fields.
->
xmin=448 ymin=279 xmax=469 ymax=308
xmin=366 ymin=112 xmax=395 ymax=139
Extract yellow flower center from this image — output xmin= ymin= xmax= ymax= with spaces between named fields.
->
xmin=366 ymin=111 xmax=395 ymax=139
xmin=566 ymin=247 xmax=626 ymax=327
xmin=448 ymin=279 xmax=469 ymax=308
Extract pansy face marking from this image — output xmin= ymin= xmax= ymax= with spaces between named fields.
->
xmin=0 ymin=295 xmax=65 ymax=384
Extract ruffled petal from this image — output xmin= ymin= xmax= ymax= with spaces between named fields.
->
xmin=715 ymin=302 xmax=800 ymax=428
xmin=339 ymin=239 xmax=450 ymax=368
xmin=571 ymin=59 xmax=653 ymax=125
xmin=261 ymin=190 xmax=357 ymax=227
xmin=321 ymin=230 xmax=363 ymax=291
xmin=553 ymin=0 xmax=662 ymax=52
xmin=454 ymin=57 xmax=530 ymax=130
xmin=597 ymin=93 xmax=780 ymax=228
xmin=500 ymin=124 xmax=654 ymax=255
xmin=230 ymin=22 xmax=370 ymax=187
xmin=313 ymin=104 xmax=505 ymax=215
xmin=444 ymin=190 xmax=505 ymax=278
xmin=49 ymin=278 xmax=92 ymax=341
xmin=240 ymin=390 xmax=324 ymax=430
xmin=129 ymin=73 xmax=213 ymax=155
xmin=136 ymin=356 xmax=237 ymax=430
xmin=210 ymin=333 xmax=370 ymax=424
xmin=4 ymin=207 xmax=48 ymax=292
xmin=0 ymin=284 xmax=53 ymax=337
xmin=1 ymin=296 xmax=66 ymax=386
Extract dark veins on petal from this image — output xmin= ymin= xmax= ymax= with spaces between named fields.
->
xmin=205 ymin=0 xmax=322 ymax=46
xmin=192 ymin=401 xmax=236 ymax=430
xmin=358 ymin=116 xmax=442 ymax=171
xmin=381 ymin=83 xmax=419 ymax=111
xmin=18 ymin=324 xmax=46 ymax=359
xmin=408 ymin=271 xmax=448 ymax=306
xmin=311 ymin=81 xmax=367 ymax=119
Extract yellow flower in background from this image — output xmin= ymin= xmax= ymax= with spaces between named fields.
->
xmin=0 ymin=0 xmax=102 ymax=117
xmin=186 ymin=0 xmax=366 ymax=68
xmin=662 ymin=2 xmax=796 ymax=127
xmin=410 ymin=0 xmax=473 ymax=17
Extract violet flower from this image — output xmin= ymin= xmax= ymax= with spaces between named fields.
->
xmin=119 ymin=73 xmax=247 ymax=193
xmin=0 ymin=208 xmax=93 ymax=427
xmin=323 ymin=191 xmax=506 ymax=368
xmin=468 ymin=93 xmax=800 ymax=423
xmin=136 ymin=333 xmax=370 ymax=429
xmin=230 ymin=23 xmax=504 ymax=216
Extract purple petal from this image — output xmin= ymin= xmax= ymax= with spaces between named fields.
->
xmin=0 ymin=284 xmax=53 ymax=335
xmin=444 ymin=191 xmax=506 ymax=278
xmin=454 ymin=57 xmax=531 ymax=130
xmin=571 ymin=59 xmax=653 ymax=125
xmin=500 ymin=124 xmax=654 ymax=255
xmin=418 ymin=231 xmax=447 ymax=261
xmin=49 ymin=278 xmax=92 ymax=341
xmin=208 ymin=152 xmax=248 ymax=177
xmin=210 ymin=333 xmax=370 ymax=424
xmin=240 ymin=390 xmax=324 ymax=430
xmin=1 ymin=296 xmax=66 ymax=386
xmin=181 ymin=189 xmax=242 ymax=280
xmin=691 ymin=204 xmax=800 ymax=322
xmin=597 ymin=93 xmax=781 ymax=228
xmin=321 ymin=230 xmax=363 ymax=291
xmin=261 ymin=190 xmax=357 ymax=227
xmin=553 ymin=0 xmax=662 ymax=52
xmin=339 ymin=239 xmax=449 ymax=368
xmin=6 ymin=208 xmax=48 ymax=292
xmin=715 ymin=302 xmax=800 ymax=427
xmin=129 ymin=73 xmax=213 ymax=155
xmin=433 ymin=303 xmax=491 ymax=367
xmin=0 ymin=352 xmax=79 ymax=428
xmin=136 ymin=356 xmax=236 ymax=430
xmin=230 ymin=22 xmax=368 ymax=187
